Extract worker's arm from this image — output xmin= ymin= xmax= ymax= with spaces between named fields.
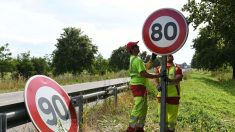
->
xmin=145 ymin=53 xmax=157 ymax=70
xmin=140 ymin=70 xmax=161 ymax=79
xmin=154 ymin=66 xmax=161 ymax=85
xmin=174 ymin=74 xmax=183 ymax=82
xmin=145 ymin=60 xmax=153 ymax=70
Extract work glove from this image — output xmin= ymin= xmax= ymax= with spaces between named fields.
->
xmin=151 ymin=53 xmax=157 ymax=61
xmin=157 ymin=84 xmax=161 ymax=92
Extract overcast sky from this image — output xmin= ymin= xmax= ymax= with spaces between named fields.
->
xmin=0 ymin=0 xmax=198 ymax=64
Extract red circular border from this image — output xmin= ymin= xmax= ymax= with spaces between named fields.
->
xmin=142 ymin=8 xmax=188 ymax=55
xmin=24 ymin=75 xmax=78 ymax=132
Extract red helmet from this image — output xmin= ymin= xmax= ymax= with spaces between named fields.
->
xmin=125 ymin=41 xmax=139 ymax=53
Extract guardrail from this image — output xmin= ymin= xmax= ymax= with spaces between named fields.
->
xmin=0 ymin=77 xmax=130 ymax=132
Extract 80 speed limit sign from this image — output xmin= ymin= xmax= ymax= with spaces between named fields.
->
xmin=24 ymin=75 xmax=78 ymax=132
xmin=142 ymin=8 xmax=188 ymax=55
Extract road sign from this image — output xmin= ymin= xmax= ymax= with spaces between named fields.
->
xmin=142 ymin=8 xmax=188 ymax=55
xmin=24 ymin=75 xmax=78 ymax=132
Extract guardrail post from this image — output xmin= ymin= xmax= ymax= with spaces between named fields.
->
xmin=113 ymin=87 xmax=118 ymax=110
xmin=0 ymin=113 xmax=7 ymax=132
xmin=77 ymin=95 xmax=84 ymax=130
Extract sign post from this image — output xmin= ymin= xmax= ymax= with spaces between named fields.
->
xmin=142 ymin=8 xmax=188 ymax=131
xmin=24 ymin=75 xmax=78 ymax=132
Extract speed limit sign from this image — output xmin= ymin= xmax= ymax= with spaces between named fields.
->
xmin=24 ymin=75 xmax=78 ymax=132
xmin=142 ymin=8 xmax=188 ymax=55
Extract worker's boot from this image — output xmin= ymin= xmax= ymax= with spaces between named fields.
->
xmin=135 ymin=127 xmax=144 ymax=132
xmin=126 ymin=126 xmax=135 ymax=132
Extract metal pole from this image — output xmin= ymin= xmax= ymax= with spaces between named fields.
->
xmin=160 ymin=56 xmax=167 ymax=132
xmin=2 ymin=114 xmax=6 ymax=132
xmin=113 ymin=87 xmax=118 ymax=110
xmin=0 ymin=113 xmax=7 ymax=132
xmin=0 ymin=113 xmax=2 ymax=132
xmin=77 ymin=95 xmax=84 ymax=131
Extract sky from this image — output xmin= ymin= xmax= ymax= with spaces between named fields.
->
xmin=0 ymin=0 xmax=199 ymax=64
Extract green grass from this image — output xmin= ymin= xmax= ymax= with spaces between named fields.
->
xmin=2 ymin=70 xmax=234 ymax=131
xmin=177 ymin=71 xmax=235 ymax=131
xmin=83 ymin=70 xmax=235 ymax=131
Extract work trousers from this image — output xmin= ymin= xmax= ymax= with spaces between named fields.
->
xmin=158 ymin=103 xmax=179 ymax=129
xmin=129 ymin=96 xmax=148 ymax=128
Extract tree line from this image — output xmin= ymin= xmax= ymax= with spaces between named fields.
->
xmin=182 ymin=0 xmax=235 ymax=79
xmin=0 ymin=27 xmax=157 ymax=79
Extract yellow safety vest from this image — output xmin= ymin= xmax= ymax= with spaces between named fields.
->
xmin=157 ymin=64 xmax=180 ymax=97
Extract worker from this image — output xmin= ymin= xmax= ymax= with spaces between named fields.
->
xmin=125 ymin=41 xmax=161 ymax=132
xmin=155 ymin=54 xmax=183 ymax=132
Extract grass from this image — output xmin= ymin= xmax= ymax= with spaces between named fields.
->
xmin=1 ymin=69 xmax=235 ymax=131
xmin=82 ymin=70 xmax=235 ymax=131
xmin=177 ymin=71 xmax=235 ymax=131
xmin=0 ymin=70 xmax=128 ymax=93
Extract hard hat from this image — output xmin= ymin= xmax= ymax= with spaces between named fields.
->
xmin=125 ymin=41 xmax=139 ymax=53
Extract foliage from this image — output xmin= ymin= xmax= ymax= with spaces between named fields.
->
xmin=92 ymin=54 xmax=109 ymax=75
xmin=31 ymin=57 xmax=50 ymax=75
xmin=15 ymin=52 xmax=34 ymax=78
xmin=191 ymin=27 xmax=225 ymax=70
xmin=109 ymin=46 xmax=130 ymax=72
xmin=182 ymin=0 xmax=235 ymax=79
xmin=52 ymin=27 xmax=98 ymax=75
xmin=14 ymin=52 xmax=50 ymax=79
xmin=0 ymin=43 xmax=14 ymax=78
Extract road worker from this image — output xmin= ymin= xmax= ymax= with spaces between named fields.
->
xmin=125 ymin=41 xmax=161 ymax=132
xmin=155 ymin=54 xmax=183 ymax=132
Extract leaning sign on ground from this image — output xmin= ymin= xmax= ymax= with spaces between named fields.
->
xmin=24 ymin=75 xmax=78 ymax=132
xmin=142 ymin=8 xmax=188 ymax=55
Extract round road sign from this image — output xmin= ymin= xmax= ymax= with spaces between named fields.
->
xmin=142 ymin=8 xmax=188 ymax=55
xmin=24 ymin=75 xmax=78 ymax=132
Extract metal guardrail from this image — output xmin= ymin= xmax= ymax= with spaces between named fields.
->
xmin=0 ymin=77 xmax=130 ymax=131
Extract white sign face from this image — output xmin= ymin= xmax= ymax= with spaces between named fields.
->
xmin=24 ymin=75 xmax=78 ymax=132
xmin=35 ymin=86 xmax=71 ymax=131
xmin=149 ymin=16 xmax=179 ymax=47
xmin=142 ymin=8 xmax=188 ymax=55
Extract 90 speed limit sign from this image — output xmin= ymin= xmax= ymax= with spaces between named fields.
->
xmin=142 ymin=8 xmax=188 ymax=55
xmin=24 ymin=75 xmax=78 ymax=132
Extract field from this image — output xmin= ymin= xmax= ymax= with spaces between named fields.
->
xmin=82 ymin=70 xmax=235 ymax=131
xmin=0 ymin=70 xmax=128 ymax=93
xmin=1 ymin=70 xmax=235 ymax=131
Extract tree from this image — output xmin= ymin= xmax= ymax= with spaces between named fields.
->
xmin=14 ymin=52 xmax=50 ymax=79
xmin=16 ymin=52 xmax=34 ymax=78
xmin=109 ymin=46 xmax=130 ymax=72
xmin=191 ymin=27 xmax=225 ymax=70
xmin=182 ymin=0 xmax=235 ymax=79
xmin=92 ymin=54 xmax=109 ymax=75
xmin=31 ymin=57 xmax=50 ymax=75
xmin=0 ymin=43 xmax=14 ymax=78
xmin=52 ymin=27 xmax=98 ymax=75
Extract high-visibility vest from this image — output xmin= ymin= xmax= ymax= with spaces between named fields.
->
xmin=157 ymin=64 xmax=180 ymax=97
xmin=129 ymin=56 xmax=153 ymax=78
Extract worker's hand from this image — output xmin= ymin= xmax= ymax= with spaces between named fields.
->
xmin=151 ymin=53 xmax=157 ymax=61
xmin=156 ymin=72 xmax=163 ymax=78
xmin=157 ymin=84 xmax=161 ymax=92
